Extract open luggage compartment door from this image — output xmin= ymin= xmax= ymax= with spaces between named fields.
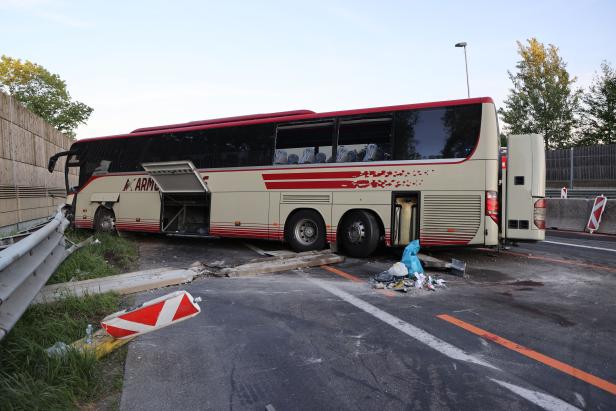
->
xmin=142 ymin=161 xmax=208 ymax=193
xmin=142 ymin=161 xmax=210 ymax=235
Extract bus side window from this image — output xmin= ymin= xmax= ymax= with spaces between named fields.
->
xmin=337 ymin=117 xmax=392 ymax=163
xmin=393 ymin=105 xmax=481 ymax=160
xmin=274 ymin=122 xmax=334 ymax=166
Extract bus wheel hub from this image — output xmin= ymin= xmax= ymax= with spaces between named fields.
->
xmin=295 ymin=219 xmax=317 ymax=245
xmin=348 ymin=221 xmax=365 ymax=244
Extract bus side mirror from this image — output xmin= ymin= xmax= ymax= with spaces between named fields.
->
xmin=48 ymin=150 xmax=72 ymax=173
xmin=48 ymin=155 xmax=59 ymax=173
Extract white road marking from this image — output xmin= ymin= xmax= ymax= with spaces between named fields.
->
xmin=308 ymin=275 xmax=581 ymax=410
xmin=306 ymin=277 xmax=499 ymax=370
xmin=544 ymin=240 xmax=616 ymax=253
xmin=491 ymin=379 xmax=581 ymax=411
xmin=243 ymin=242 xmax=268 ymax=256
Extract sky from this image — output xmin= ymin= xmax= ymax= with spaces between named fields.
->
xmin=1 ymin=0 xmax=615 ymax=139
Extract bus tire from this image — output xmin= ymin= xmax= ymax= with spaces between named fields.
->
xmin=340 ymin=210 xmax=380 ymax=258
xmin=285 ymin=209 xmax=326 ymax=252
xmin=94 ymin=207 xmax=116 ymax=233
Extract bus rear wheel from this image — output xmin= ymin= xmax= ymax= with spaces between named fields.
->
xmin=94 ymin=207 xmax=116 ymax=233
xmin=340 ymin=210 xmax=380 ymax=258
xmin=285 ymin=209 xmax=326 ymax=252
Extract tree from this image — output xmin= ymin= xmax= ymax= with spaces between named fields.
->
xmin=579 ymin=61 xmax=616 ymax=145
xmin=0 ymin=55 xmax=92 ymax=137
xmin=499 ymin=38 xmax=581 ymax=149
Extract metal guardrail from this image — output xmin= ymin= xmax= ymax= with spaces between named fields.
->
xmin=0 ymin=207 xmax=70 ymax=340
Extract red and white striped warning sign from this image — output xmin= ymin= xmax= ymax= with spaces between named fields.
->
xmin=101 ymin=290 xmax=201 ymax=339
xmin=586 ymin=195 xmax=608 ymax=234
xmin=560 ymin=187 xmax=568 ymax=199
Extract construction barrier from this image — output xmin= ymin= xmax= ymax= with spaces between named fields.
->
xmin=546 ymin=198 xmax=616 ymax=235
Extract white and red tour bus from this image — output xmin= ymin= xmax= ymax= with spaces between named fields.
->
xmin=49 ymin=97 xmax=545 ymax=257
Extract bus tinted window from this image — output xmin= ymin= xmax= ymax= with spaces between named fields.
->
xmin=393 ymin=104 xmax=481 ymax=160
xmin=275 ymin=122 xmax=334 ymax=164
xmin=337 ymin=118 xmax=392 ymax=162
xmin=142 ymin=124 xmax=275 ymax=168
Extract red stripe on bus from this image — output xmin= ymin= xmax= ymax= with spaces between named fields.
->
xmin=262 ymin=171 xmax=361 ymax=181
xmin=264 ymin=180 xmax=355 ymax=189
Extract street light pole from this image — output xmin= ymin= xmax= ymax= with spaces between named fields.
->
xmin=455 ymin=42 xmax=470 ymax=98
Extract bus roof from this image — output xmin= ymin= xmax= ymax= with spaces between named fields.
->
xmin=130 ymin=110 xmax=316 ymax=133
xmin=76 ymin=97 xmax=493 ymax=143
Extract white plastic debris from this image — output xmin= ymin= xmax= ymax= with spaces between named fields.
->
xmin=93 ymin=239 xmax=101 ymax=245
xmin=388 ymin=262 xmax=408 ymax=278
xmin=414 ymin=273 xmax=426 ymax=289
xmin=46 ymin=341 xmax=69 ymax=357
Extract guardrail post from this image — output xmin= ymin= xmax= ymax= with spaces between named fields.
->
xmin=569 ymin=147 xmax=574 ymax=190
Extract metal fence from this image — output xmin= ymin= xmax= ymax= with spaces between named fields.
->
xmin=546 ymin=144 xmax=616 ymax=188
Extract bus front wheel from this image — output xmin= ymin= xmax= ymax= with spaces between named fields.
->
xmin=94 ymin=207 xmax=116 ymax=233
xmin=340 ymin=210 xmax=380 ymax=258
xmin=285 ymin=209 xmax=326 ymax=252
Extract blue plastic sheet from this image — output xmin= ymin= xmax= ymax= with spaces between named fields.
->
xmin=401 ymin=240 xmax=424 ymax=274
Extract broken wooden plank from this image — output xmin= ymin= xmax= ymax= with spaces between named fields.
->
xmin=222 ymin=250 xmax=344 ymax=277
xmin=34 ymin=267 xmax=195 ymax=303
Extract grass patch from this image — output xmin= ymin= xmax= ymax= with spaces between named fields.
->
xmin=49 ymin=231 xmax=139 ymax=284
xmin=0 ymin=293 xmax=128 ymax=410
xmin=0 ymin=230 xmax=140 ymax=409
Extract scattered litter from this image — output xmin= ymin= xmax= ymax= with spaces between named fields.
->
xmin=85 ymin=324 xmax=93 ymax=344
xmin=435 ymin=278 xmax=447 ymax=288
xmin=389 ymin=262 xmax=408 ymax=278
xmin=93 ymin=239 xmax=101 ymax=245
xmin=371 ymin=240 xmax=449 ymax=295
xmin=46 ymin=341 xmax=69 ymax=357
xmin=374 ymin=270 xmax=394 ymax=283
xmin=414 ymin=272 xmax=426 ymax=289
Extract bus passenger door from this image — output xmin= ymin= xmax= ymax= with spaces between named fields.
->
xmin=503 ymin=134 xmax=546 ymax=241
xmin=142 ymin=161 xmax=211 ymax=235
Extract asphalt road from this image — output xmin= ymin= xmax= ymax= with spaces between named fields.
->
xmin=119 ymin=232 xmax=616 ymax=411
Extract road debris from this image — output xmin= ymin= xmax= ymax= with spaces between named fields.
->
xmin=46 ymin=290 xmax=203 ymax=359
xmin=219 ymin=249 xmax=344 ymax=277
xmin=372 ymin=241 xmax=448 ymax=293
xmin=101 ymin=290 xmax=202 ymax=339
xmin=402 ymin=240 xmax=424 ymax=274
xmin=34 ymin=267 xmax=196 ymax=303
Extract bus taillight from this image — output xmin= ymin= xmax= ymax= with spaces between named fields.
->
xmin=534 ymin=198 xmax=547 ymax=229
xmin=486 ymin=191 xmax=499 ymax=225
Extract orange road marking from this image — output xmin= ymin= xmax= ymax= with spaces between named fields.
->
xmin=500 ymin=249 xmax=616 ymax=273
xmin=321 ymin=265 xmax=397 ymax=297
xmin=437 ymin=314 xmax=616 ymax=396
xmin=321 ymin=265 xmax=363 ymax=282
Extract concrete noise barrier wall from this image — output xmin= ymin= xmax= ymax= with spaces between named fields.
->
xmin=546 ymin=198 xmax=616 ymax=235
xmin=0 ymin=92 xmax=78 ymax=232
